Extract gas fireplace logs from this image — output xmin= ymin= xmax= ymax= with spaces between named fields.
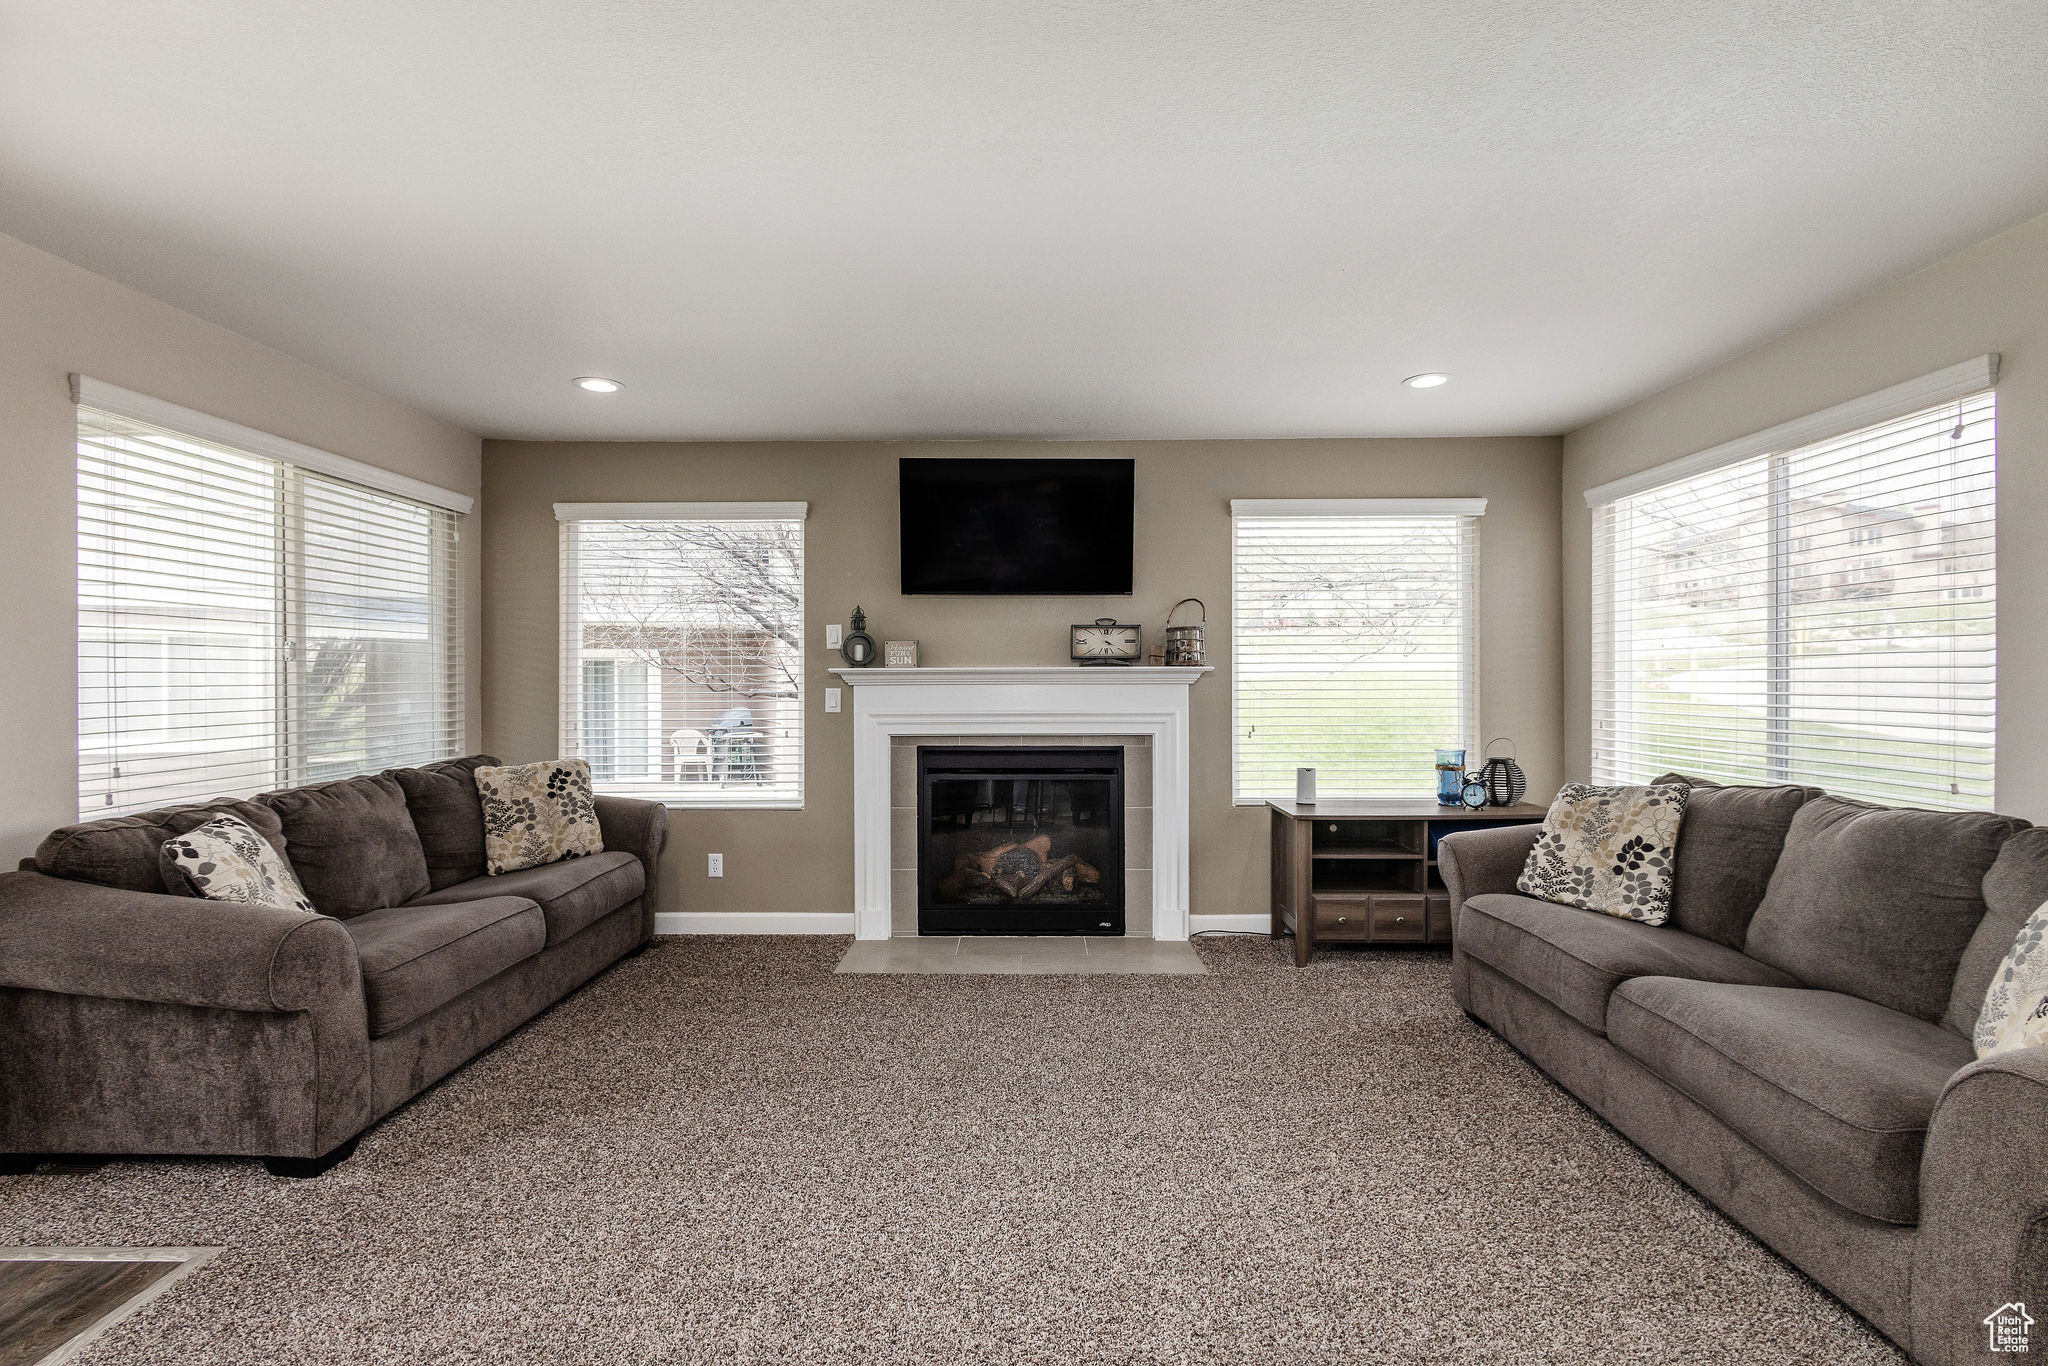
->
xmin=934 ymin=833 xmax=1104 ymax=903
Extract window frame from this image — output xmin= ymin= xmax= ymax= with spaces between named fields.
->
xmin=555 ymin=501 xmax=808 ymax=811
xmin=1228 ymin=497 xmax=1485 ymax=805
xmin=73 ymin=378 xmax=470 ymax=818
xmin=1587 ymin=358 xmax=1999 ymax=809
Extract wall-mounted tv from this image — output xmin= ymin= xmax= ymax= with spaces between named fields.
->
xmin=900 ymin=457 xmax=1134 ymax=595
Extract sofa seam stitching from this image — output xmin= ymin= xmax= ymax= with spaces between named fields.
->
xmin=1462 ymin=907 xmax=1791 ymax=1028
xmin=363 ymin=908 xmax=545 ymax=1033
xmin=1608 ymin=993 xmax=1937 ymax=1138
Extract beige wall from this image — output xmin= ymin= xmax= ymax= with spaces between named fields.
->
xmin=0 ymin=230 xmax=483 ymax=863
xmin=482 ymin=437 xmax=1562 ymax=920
xmin=1561 ymin=211 xmax=2048 ymax=819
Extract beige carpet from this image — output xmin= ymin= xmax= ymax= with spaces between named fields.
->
xmin=0 ymin=937 xmax=1901 ymax=1365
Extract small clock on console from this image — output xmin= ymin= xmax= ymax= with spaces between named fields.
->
xmin=1070 ymin=618 xmax=1141 ymax=666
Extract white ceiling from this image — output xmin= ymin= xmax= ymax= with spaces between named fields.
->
xmin=3 ymin=1 xmax=2046 ymax=442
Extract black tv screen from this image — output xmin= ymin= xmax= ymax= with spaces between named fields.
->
xmin=900 ymin=458 xmax=1134 ymax=595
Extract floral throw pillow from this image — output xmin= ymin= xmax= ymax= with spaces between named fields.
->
xmin=159 ymin=814 xmax=317 ymax=914
xmin=475 ymin=759 xmax=604 ymax=875
xmin=1975 ymin=901 xmax=2048 ymax=1058
xmin=1517 ymin=783 xmax=1689 ymax=924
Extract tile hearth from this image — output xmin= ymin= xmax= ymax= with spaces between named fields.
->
xmin=834 ymin=936 xmax=1206 ymax=975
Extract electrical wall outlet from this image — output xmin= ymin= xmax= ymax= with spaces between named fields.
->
xmin=707 ymin=853 xmax=724 ymax=877
xmin=825 ymin=624 xmax=843 ymax=649
xmin=825 ymin=687 xmax=842 ymax=713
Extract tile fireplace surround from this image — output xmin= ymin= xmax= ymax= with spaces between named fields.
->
xmin=832 ymin=666 xmax=1211 ymax=941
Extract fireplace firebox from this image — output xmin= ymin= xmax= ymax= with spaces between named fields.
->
xmin=916 ymin=746 xmax=1125 ymax=935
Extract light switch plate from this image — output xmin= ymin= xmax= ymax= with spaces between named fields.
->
xmin=825 ymin=624 xmax=843 ymax=649
xmin=825 ymin=688 xmax=842 ymax=713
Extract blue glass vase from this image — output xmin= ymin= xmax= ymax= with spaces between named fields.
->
xmin=1435 ymin=748 xmax=1468 ymax=805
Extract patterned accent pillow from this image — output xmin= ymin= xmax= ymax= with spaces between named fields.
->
xmin=475 ymin=759 xmax=604 ymax=875
xmin=159 ymin=814 xmax=317 ymax=914
xmin=1517 ymin=783 xmax=1689 ymax=924
xmin=1974 ymin=901 xmax=2048 ymax=1057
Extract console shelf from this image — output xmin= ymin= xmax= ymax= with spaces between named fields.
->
xmin=1267 ymin=798 xmax=1547 ymax=965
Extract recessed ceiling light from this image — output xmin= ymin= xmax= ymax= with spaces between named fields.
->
xmin=1403 ymin=373 xmax=1450 ymax=389
xmin=573 ymin=376 xmax=623 ymax=393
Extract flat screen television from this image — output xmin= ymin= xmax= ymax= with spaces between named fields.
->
xmin=900 ymin=457 xmax=1134 ymax=595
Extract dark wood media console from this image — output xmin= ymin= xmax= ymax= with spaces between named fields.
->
xmin=1267 ymin=798 xmax=1548 ymax=965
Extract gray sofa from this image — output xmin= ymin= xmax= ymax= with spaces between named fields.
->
xmin=0 ymin=755 xmax=666 ymax=1177
xmin=1439 ymin=777 xmax=2046 ymax=1365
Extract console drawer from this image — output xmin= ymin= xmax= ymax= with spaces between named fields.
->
xmin=1371 ymin=895 xmax=1428 ymax=942
xmin=1311 ymin=895 xmax=1372 ymax=938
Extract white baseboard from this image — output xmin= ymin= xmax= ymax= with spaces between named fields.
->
xmin=655 ymin=912 xmax=855 ymax=935
xmin=1187 ymin=914 xmax=1270 ymax=935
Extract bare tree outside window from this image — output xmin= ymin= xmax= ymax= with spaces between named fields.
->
xmin=562 ymin=513 xmax=805 ymax=806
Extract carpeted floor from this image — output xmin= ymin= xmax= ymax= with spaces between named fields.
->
xmin=0 ymin=937 xmax=1902 ymax=1365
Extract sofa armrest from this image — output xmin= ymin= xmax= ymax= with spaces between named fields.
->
xmin=596 ymin=796 xmax=669 ymax=936
xmin=0 ymin=868 xmax=357 ymax=1012
xmin=1912 ymin=1046 xmax=2048 ymax=1364
xmin=1437 ymin=825 xmax=1542 ymax=914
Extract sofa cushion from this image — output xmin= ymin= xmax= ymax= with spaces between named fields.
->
xmin=389 ymin=755 xmax=500 ymax=891
xmin=35 ymin=799 xmax=289 ymax=894
xmin=1517 ymin=783 xmax=1689 ymax=923
xmin=1949 ymin=827 xmax=2048 ymax=1036
xmin=1744 ymin=797 xmax=2026 ymax=1022
xmin=1651 ymin=774 xmax=1816 ymax=949
xmin=1608 ymin=977 xmax=1975 ymax=1224
xmin=1458 ymin=892 xmax=1798 ymax=1033
xmin=407 ymin=849 xmax=643 ymax=946
xmin=259 ymin=773 xmax=431 ymax=918
xmin=341 ymin=896 xmax=545 ymax=1037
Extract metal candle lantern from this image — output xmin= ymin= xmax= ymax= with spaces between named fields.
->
xmin=1478 ymin=737 xmax=1527 ymax=807
xmin=1163 ymin=598 xmax=1207 ymax=666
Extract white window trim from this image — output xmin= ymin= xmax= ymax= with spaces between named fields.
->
xmin=71 ymin=375 xmax=473 ymax=514
xmin=76 ymin=399 xmax=466 ymax=815
xmin=1229 ymin=497 xmax=1488 ymax=518
xmin=1589 ymin=383 xmax=1997 ymax=808
xmin=1583 ymin=355 xmax=1999 ymax=509
xmin=1229 ymin=497 xmax=1483 ymax=804
xmin=555 ymin=502 xmax=808 ymax=522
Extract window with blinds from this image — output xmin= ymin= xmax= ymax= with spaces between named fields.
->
xmin=1231 ymin=500 xmax=1482 ymax=802
xmin=557 ymin=504 xmax=806 ymax=807
xmin=1592 ymin=387 xmax=1995 ymax=809
xmin=78 ymin=403 xmax=465 ymax=817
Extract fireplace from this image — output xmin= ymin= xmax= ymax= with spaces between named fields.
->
xmin=916 ymin=746 xmax=1125 ymax=935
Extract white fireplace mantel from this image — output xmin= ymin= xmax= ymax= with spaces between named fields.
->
xmin=831 ymin=666 xmax=1211 ymax=941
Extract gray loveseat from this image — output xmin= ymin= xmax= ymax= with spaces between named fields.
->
xmin=1440 ymin=777 xmax=2045 ymax=1365
xmin=0 ymin=755 xmax=666 ymax=1177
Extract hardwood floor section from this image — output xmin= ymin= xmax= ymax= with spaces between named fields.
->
xmin=0 ymin=1257 xmax=183 ymax=1366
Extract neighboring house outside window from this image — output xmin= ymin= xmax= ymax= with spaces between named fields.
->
xmin=556 ymin=502 xmax=806 ymax=808
xmin=76 ymin=384 xmax=468 ymax=818
xmin=1230 ymin=498 xmax=1483 ymax=801
xmin=1591 ymin=372 xmax=1995 ymax=810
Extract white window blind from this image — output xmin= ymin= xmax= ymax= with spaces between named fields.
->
xmin=1231 ymin=500 xmax=1482 ymax=802
xmin=1592 ymin=390 xmax=1995 ymax=809
xmin=78 ymin=405 xmax=465 ymax=817
xmin=557 ymin=504 xmax=806 ymax=807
